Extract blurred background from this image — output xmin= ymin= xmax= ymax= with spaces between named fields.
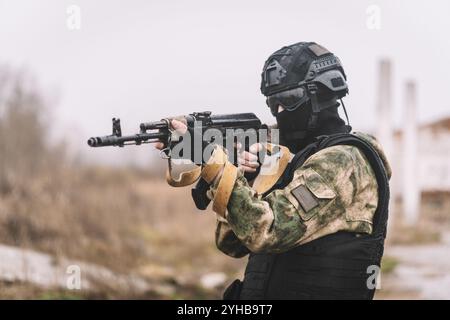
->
xmin=0 ymin=0 xmax=449 ymax=299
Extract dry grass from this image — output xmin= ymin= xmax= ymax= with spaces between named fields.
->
xmin=0 ymin=166 xmax=246 ymax=298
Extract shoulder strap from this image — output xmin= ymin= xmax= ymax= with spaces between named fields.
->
xmin=275 ymin=133 xmax=390 ymax=238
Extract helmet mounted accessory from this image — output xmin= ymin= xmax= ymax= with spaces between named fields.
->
xmin=263 ymin=59 xmax=287 ymax=88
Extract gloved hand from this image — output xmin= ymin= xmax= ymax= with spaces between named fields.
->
xmin=154 ymin=119 xmax=210 ymax=165
xmin=237 ymin=143 xmax=263 ymax=173
xmin=154 ymin=119 xmax=187 ymax=150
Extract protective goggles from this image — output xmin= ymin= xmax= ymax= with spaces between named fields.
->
xmin=266 ymin=86 xmax=309 ymax=116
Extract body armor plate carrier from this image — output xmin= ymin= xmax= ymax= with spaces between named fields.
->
xmin=224 ymin=133 xmax=390 ymax=300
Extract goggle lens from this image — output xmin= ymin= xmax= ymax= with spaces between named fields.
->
xmin=266 ymin=87 xmax=308 ymax=115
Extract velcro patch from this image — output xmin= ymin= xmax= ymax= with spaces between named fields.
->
xmin=291 ymin=185 xmax=319 ymax=212
xmin=308 ymin=44 xmax=330 ymax=57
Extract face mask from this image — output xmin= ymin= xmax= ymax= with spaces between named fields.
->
xmin=275 ymin=103 xmax=311 ymax=153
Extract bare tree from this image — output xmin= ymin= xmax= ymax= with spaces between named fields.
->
xmin=0 ymin=66 xmax=55 ymax=193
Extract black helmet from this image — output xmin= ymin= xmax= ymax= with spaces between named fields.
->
xmin=261 ymin=42 xmax=348 ymax=96
xmin=261 ymin=42 xmax=348 ymax=117
xmin=261 ymin=42 xmax=351 ymax=153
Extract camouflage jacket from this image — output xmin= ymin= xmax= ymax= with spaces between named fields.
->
xmin=211 ymin=132 xmax=392 ymax=258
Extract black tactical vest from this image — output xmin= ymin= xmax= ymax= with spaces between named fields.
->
xmin=224 ymin=133 xmax=390 ymax=300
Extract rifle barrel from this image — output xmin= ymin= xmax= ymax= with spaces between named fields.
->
xmin=87 ymin=132 xmax=167 ymax=147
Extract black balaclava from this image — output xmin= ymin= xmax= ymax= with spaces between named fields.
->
xmin=276 ymin=101 xmax=350 ymax=154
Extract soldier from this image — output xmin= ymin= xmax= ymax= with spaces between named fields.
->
xmin=155 ymin=42 xmax=391 ymax=300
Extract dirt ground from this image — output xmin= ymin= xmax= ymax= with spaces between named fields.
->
xmin=375 ymin=230 xmax=450 ymax=300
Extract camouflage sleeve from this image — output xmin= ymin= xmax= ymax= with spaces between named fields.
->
xmin=213 ymin=145 xmax=377 ymax=254
xmin=214 ymin=214 xmax=251 ymax=258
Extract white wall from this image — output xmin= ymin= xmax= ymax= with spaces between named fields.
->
xmin=393 ymin=125 xmax=450 ymax=195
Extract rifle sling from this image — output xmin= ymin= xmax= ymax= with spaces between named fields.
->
xmin=213 ymin=162 xmax=238 ymax=218
xmin=165 ymin=160 xmax=202 ymax=187
xmin=252 ymin=145 xmax=292 ymax=195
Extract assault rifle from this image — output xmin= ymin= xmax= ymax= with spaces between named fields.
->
xmin=88 ymin=111 xmax=264 ymax=149
xmin=88 ymin=111 xmax=267 ymax=210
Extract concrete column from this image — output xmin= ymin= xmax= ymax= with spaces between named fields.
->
xmin=402 ymin=81 xmax=420 ymax=225
xmin=376 ymin=59 xmax=393 ymax=162
xmin=376 ymin=59 xmax=397 ymax=229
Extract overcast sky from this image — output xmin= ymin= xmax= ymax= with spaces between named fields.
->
xmin=0 ymin=0 xmax=449 ymax=165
